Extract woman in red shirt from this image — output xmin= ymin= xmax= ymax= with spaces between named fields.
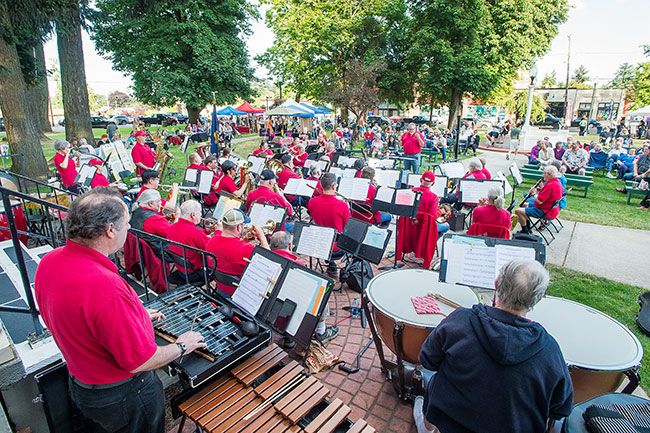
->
xmin=252 ymin=141 xmax=274 ymax=158
xmin=53 ymin=139 xmax=80 ymax=193
xmin=471 ymin=185 xmax=511 ymax=232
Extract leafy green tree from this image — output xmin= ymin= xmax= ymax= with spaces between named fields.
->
xmin=408 ymin=0 xmax=568 ymax=128
xmin=501 ymin=91 xmax=548 ymax=123
xmin=608 ymin=62 xmax=637 ymax=100
xmin=87 ymin=87 xmax=107 ymax=112
xmin=632 ymin=62 xmax=650 ymax=109
xmin=107 ymin=90 xmax=132 ymax=108
xmin=540 ymin=71 xmax=559 ymax=88
xmin=91 ymin=0 xmax=255 ymax=124
xmin=571 ymin=65 xmax=590 ymax=84
xmin=328 ymin=60 xmax=383 ymax=122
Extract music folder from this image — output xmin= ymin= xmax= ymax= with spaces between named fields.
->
xmin=371 ymin=187 xmax=422 ymax=217
xmin=337 ymin=177 xmax=370 ymax=201
xmin=233 ymin=247 xmax=335 ymax=348
xmin=292 ymin=222 xmax=336 ymax=261
xmin=284 ymin=178 xmax=318 ymax=197
xmin=75 ymin=164 xmax=97 ymax=187
xmin=336 ymin=218 xmax=392 ymax=265
xmin=182 ymin=168 xmax=199 ymax=188
xmin=212 ymin=193 xmax=244 ymax=221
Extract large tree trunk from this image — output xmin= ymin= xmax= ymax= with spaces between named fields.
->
xmin=0 ymin=2 xmax=48 ymax=179
xmin=34 ymin=42 xmax=52 ymax=133
xmin=447 ymin=87 xmax=463 ymax=130
xmin=187 ymin=106 xmax=201 ymax=125
xmin=56 ymin=2 xmax=94 ymax=145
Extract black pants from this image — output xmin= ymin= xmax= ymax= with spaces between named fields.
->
xmin=328 ymin=249 xmax=346 ymax=271
xmin=641 ymin=192 xmax=650 ymax=208
xmin=69 ymin=371 xmax=165 ymax=433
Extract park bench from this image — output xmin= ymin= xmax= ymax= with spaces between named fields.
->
xmin=523 ymin=163 xmax=594 ymax=175
xmin=519 ymin=168 xmax=593 ymax=198
xmin=625 ymin=181 xmax=649 ymax=205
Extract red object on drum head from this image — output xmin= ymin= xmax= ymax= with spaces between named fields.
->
xmin=411 ymin=296 xmax=442 ymax=315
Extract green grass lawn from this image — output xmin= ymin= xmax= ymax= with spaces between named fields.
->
xmin=547 ymin=265 xmax=649 ymax=392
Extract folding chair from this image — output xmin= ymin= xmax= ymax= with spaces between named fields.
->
xmin=212 ymin=270 xmax=240 ymax=298
xmin=528 ymin=199 xmax=562 ymax=245
xmin=467 ymin=222 xmax=510 ymax=239
xmin=163 ymin=250 xmax=213 ymax=288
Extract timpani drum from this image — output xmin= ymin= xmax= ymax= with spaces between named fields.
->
xmin=365 ymin=268 xmax=480 ymax=365
xmin=528 ymin=296 xmax=643 ymax=403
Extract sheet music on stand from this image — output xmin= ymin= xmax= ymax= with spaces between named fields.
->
xmin=284 ymin=178 xmax=318 ymax=197
xmin=75 ymin=164 xmax=97 ymax=187
xmin=183 ymin=168 xmax=199 ymax=188
xmin=336 ymin=155 xmax=357 ymax=168
xmin=248 ymin=202 xmax=286 ymax=229
xmin=247 ymin=155 xmax=266 ymax=175
xmin=232 ymin=253 xmax=283 ymax=316
xmin=371 ymin=187 xmax=422 ymax=217
xmin=510 ymin=163 xmax=523 ymax=185
xmin=292 ymin=222 xmax=336 ymax=261
xmin=212 ymin=194 xmax=243 ymax=221
xmin=458 ymin=179 xmax=505 ymax=205
xmin=338 ymin=178 xmax=370 ymax=201
xmin=304 ymin=159 xmax=329 ymax=172
xmin=440 ymin=162 xmax=465 ymax=179
xmin=336 ymin=218 xmax=392 ymax=264
xmin=406 ymin=173 xmax=421 ymax=187
xmin=374 ymin=169 xmax=402 ymax=188
xmin=439 ymin=234 xmax=546 ymax=290
xmin=495 ymin=171 xmax=513 ymax=195
xmin=197 ymin=170 xmax=214 ymax=194
xmin=368 ymin=158 xmax=395 ymax=169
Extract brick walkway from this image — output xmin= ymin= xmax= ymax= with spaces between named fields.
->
xmin=168 ymin=256 xmax=424 ymax=433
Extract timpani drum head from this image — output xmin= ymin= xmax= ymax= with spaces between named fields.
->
xmin=528 ymin=296 xmax=643 ymax=371
xmin=365 ymin=269 xmax=480 ymax=328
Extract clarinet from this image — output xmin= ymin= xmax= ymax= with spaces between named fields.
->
xmin=508 ymin=178 xmax=544 ymax=212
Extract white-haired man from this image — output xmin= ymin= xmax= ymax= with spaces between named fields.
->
xmin=414 ymin=260 xmax=573 ymax=433
xmin=514 ymin=165 xmax=563 ymax=233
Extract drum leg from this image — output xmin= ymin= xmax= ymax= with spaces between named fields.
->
xmin=393 ymin=322 xmax=407 ymax=400
xmin=622 ymin=367 xmax=641 ymax=394
xmin=362 ymin=294 xmax=392 ymax=378
xmin=176 ymin=415 xmax=186 ymax=433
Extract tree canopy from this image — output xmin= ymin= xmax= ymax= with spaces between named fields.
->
xmin=91 ymin=0 xmax=256 ymax=121
xmin=540 ymin=71 xmax=560 ymax=88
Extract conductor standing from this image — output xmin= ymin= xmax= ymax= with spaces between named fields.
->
xmin=35 ymin=189 xmax=206 ymax=433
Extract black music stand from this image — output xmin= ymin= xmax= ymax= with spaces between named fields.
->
xmin=371 ymin=187 xmax=422 ymax=270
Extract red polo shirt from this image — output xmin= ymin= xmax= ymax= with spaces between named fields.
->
xmin=293 ymin=152 xmax=309 ymax=167
xmin=131 ymin=142 xmax=156 ymax=176
xmin=472 ymin=204 xmax=511 ymax=230
xmin=216 ymin=174 xmax=237 ymax=194
xmin=272 ymin=249 xmax=305 ymax=265
xmin=412 ymin=185 xmax=440 ymax=217
xmin=401 ymin=131 xmax=424 ymax=155
xmin=277 ymin=166 xmax=301 ymax=190
xmin=253 ymin=148 xmax=274 ymax=157
xmin=364 ymin=132 xmax=375 ymax=141
xmin=479 ymin=168 xmax=492 ymax=180
xmin=54 ymin=153 xmax=78 ymax=187
xmin=91 ymin=172 xmax=110 ymax=189
xmin=205 ymin=233 xmax=255 ymax=295
xmin=307 ymin=176 xmax=323 ymax=197
xmin=308 ymin=194 xmax=351 ymax=233
xmin=535 ymin=177 xmax=563 ymax=219
xmin=246 ymin=185 xmax=293 ymax=216
xmin=463 ymin=170 xmax=487 ymax=180
xmin=136 ymin=186 xmax=167 ymax=207
xmin=35 ymin=241 xmax=156 ymax=384
xmin=167 ymin=218 xmax=212 ymax=272
xmin=143 ymin=213 xmax=171 ymax=238
xmin=187 ymin=163 xmax=207 ymax=171
xmin=351 ymin=183 xmax=380 ymax=224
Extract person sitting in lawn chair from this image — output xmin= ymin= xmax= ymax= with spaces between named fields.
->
xmin=514 ymin=166 xmax=564 ymax=234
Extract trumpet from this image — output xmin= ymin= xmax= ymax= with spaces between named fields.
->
xmin=243 ymin=219 xmax=277 ymax=240
xmin=161 ymin=184 xmax=195 ymax=192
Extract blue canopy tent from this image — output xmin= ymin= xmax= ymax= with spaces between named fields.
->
xmin=300 ymin=103 xmax=331 ymax=115
xmin=216 ymin=106 xmax=247 ymax=116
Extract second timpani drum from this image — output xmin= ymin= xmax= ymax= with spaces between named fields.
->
xmin=528 ymin=296 xmax=643 ymax=403
xmin=365 ymin=269 xmax=480 ymax=364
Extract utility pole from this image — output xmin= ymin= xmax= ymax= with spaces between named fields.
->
xmin=589 ymin=81 xmax=597 ymax=120
xmin=563 ymin=35 xmax=571 ymax=124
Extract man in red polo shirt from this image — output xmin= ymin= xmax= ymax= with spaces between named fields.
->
xmin=215 ymin=159 xmax=249 ymax=197
xmin=205 ymin=208 xmax=269 ymax=296
xmin=35 ymin=188 xmax=204 ymax=433
xmin=400 ymin=123 xmax=425 ymax=173
xmin=246 ymin=169 xmax=293 ymax=217
xmin=136 ymin=170 xmax=178 ymax=211
xmin=293 ymin=144 xmax=309 ymax=169
xmin=514 ymin=165 xmax=563 ymax=234
xmin=252 ymin=141 xmax=274 ymax=158
xmin=167 ymin=200 xmax=217 ymax=283
xmin=88 ymin=158 xmax=112 ymax=189
xmin=307 ymin=172 xmax=351 ymax=277
xmin=53 ymin=139 xmax=80 ymax=193
xmin=277 ymin=153 xmax=301 ymax=190
xmin=187 ymin=152 xmax=206 ymax=170
xmin=130 ymin=189 xmax=174 ymax=241
xmin=131 ymin=130 xmax=157 ymax=176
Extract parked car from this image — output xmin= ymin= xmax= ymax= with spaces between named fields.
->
xmin=110 ymin=115 xmax=132 ymax=125
xmin=533 ymin=113 xmax=561 ymax=129
xmin=168 ymin=112 xmax=188 ymax=124
xmin=570 ymin=118 xmax=601 ymax=129
xmin=139 ymin=113 xmax=170 ymax=126
xmin=366 ymin=115 xmax=393 ymax=126
xmin=90 ymin=116 xmax=116 ymax=129
xmin=0 ymin=118 xmax=4 ymax=132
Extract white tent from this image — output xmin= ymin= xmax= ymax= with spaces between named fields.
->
xmin=627 ymin=105 xmax=650 ymax=118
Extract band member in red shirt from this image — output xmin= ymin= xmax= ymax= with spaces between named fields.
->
xmin=353 ymin=158 xmax=365 ymax=178
xmin=352 ymin=167 xmax=391 ymax=227
xmin=136 ymin=170 xmax=179 ymax=211
xmin=307 ymin=172 xmax=351 ymax=277
xmin=478 ymin=157 xmax=492 ymax=180
xmin=53 ymin=139 xmax=80 ymax=193
xmin=35 ymin=188 xmax=204 ymax=433
xmin=277 ymin=153 xmax=301 ymax=190
xmin=245 ymin=169 xmax=293 ymax=217
xmin=400 ymin=123 xmax=425 ymax=173
xmin=187 ymin=152 xmax=206 ymax=170
xmin=215 ymin=159 xmax=249 ymax=197
xmin=463 ymin=158 xmax=488 ymax=180
xmin=205 ymin=209 xmax=269 ymax=296
xmin=412 ymin=171 xmax=449 ymax=235
xmin=324 ymin=143 xmax=336 ymax=161
xmin=130 ymin=189 xmax=175 ymax=243
xmin=514 ymin=165 xmax=564 ymax=234
xmin=131 ymin=130 xmax=157 ymax=177
xmin=252 ymin=141 xmax=274 ymax=158
xmin=307 ymin=165 xmax=323 ymax=197
xmin=472 ymin=185 xmax=511 ymax=233
xmin=88 ymin=158 xmax=112 ymax=189
xmin=293 ymin=144 xmax=309 ymax=168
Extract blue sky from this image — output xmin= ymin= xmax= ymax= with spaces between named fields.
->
xmin=44 ymin=0 xmax=649 ymax=96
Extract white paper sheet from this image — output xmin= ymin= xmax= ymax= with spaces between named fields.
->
xmin=329 ymin=167 xmax=343 ymax=181
xmin=495 ymin=171 xmax=513 ymax=195
xmin=341 ymin=168 xmax=357 ymax=178
xmin=185 ymin=168 xmax=198 ymax=184
xmin=432 ymin=176 xmax=448 ymax=196
xmin=375 ymin=186 xmax=395 ymax=203
xmin=336 ymin=156 xmax=357 ymax=168
xmin=247 ymin=155 xmax=266 ymax=174
xmin=459 ymin=180 xmax=503 ymax=205
xmin=284 ymin=178 xmax=317 ymax=197
xmin=374 ymin=169 xmax=401 ymax=187
xmin=362 ymin=225 xmax=388 ymax=249
xmin=295 ymin=225 xmax=336 ymax=260
xmin=461 ymin=245 xmax=497 ymax=289
xmin=495 ymin=244 xmax=535 ymax=274
xmin=510 ymin=163 xmax=523 ymax=185
xmin=407 ymin=174 xmax=421 ymax=187
xmin=395 ymin=189 xmax=416 ymax=206
xmin=368 ymin=158 xmax=395 ymax=169
xmin=338 ymin=178 xmax=370 ymax=201
xmin=197 ymin=170 xmax=213 ymax=194
xmin=232 ymin=254 xmax=283 ymax=316
xmin=275 ymin=268 xmax=327 ymax=336
xmin=212 ymin=196 xmax=242 ymax=220
xmin=77 ymin=165 xmax=96 ymax=185
xmin=249 ymin=203 xmax=286 ymax=227
xmin=441 ymin=162 xmax=466 ymax=179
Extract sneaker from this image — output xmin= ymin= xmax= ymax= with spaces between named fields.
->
xmin=606 ymin=172 xmax=616 ymax=179
xmin=616 ymin=187 xmax=627 ymax=193
xmin=413 ymin=396 xmax=434 ymax=433
xmin=316 ymin=326 xmax=339 ymax=346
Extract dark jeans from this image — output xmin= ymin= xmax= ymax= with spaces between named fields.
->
xmin=641 ymin=192 xmax=650 ymax=208
xmin=69 ymin=371 xmax=165 ymax=433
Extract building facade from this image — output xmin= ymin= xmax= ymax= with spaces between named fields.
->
xmin=531 ymin=87 xmax=625 ymax=123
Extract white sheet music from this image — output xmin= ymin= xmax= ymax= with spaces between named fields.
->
xmin=459 ymin=180 xmax=503 ymax=204
xmin=185 ymin=168 xmax=198 ymax=184
xmin=232 ymin=254 xmax=282 ymax=316
xmin=441 ymin=162 xmax=465 ymax=179
xmin=368 ymin=158 xmax=395 ymax=169
xmin=296 ymin=225 xmax=335 ymax=260
xmin=374 ymin=169 xmax=401 ymax=187
xmin=362 ymin=225 xmax=388 ymax=249
xmin=77 ymin=165 xmax=96 ymax=185
xmin=329 ymin=167 xmax=343 ymax=181
xmin=284 ymin=178 xmax=317 ymax=197
xmin=407 ymin=174 xmax=421 ymax=187
xmin=212 ymin=196 xmax=242 ymax=220
xmin=510 ymin=163 xmax=523 ymax=185
xmin=461 ymin=245 xmax=497 ymax=288
xmin=276 ymin=268 xmax=327 ymax=336
xmin=336 ymin=156 xmax=357 ymax=168
xmin=432 ymin=176 xmax=448 ymax=196
xmin=338 ymin=178 xmax=370 ymax=201
xmin=341 ymin=168 xmax=357 ymax=178
xmin=495 ymin=244 xmax=535 ymax=273
xmin=375 ymin=186 xmax=395 ymax=203
xmin=249 ymin=203 xmax=285 ymax=227
xmin=197 ymin=170 xmax=213 ymax=194
xmin=495 ymin=171 xmax=513 ymax=195
xmin=247 ymin=155 xmax=266 ymax=174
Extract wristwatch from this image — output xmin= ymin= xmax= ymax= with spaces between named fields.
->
xmin=176 ymin=342 xmax=187 ymax=356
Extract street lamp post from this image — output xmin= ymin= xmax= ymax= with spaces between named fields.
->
xmin=523 ymin=64 xmax=538 ymax=129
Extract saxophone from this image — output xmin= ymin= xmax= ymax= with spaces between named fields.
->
xmin=154 ymin=134 xmax=174 ymax=184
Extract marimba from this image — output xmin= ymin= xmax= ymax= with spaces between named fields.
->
xmin=177 ymin=344 xmax=376 ymax=433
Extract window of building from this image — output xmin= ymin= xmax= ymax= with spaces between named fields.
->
xmin=596 ymin=102 xmax=619 ymax=121
xmin=577 ymin=102 xmax=591 ymax=119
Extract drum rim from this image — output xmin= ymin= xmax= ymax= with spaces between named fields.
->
xmin=535 ymin=296 xmax=644 ymax=371
xmin=365 ymin=268 xmax=480 ymax=328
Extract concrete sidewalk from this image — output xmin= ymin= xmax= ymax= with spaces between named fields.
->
xmin=546 ymin=220 xmax=650 ymax=289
